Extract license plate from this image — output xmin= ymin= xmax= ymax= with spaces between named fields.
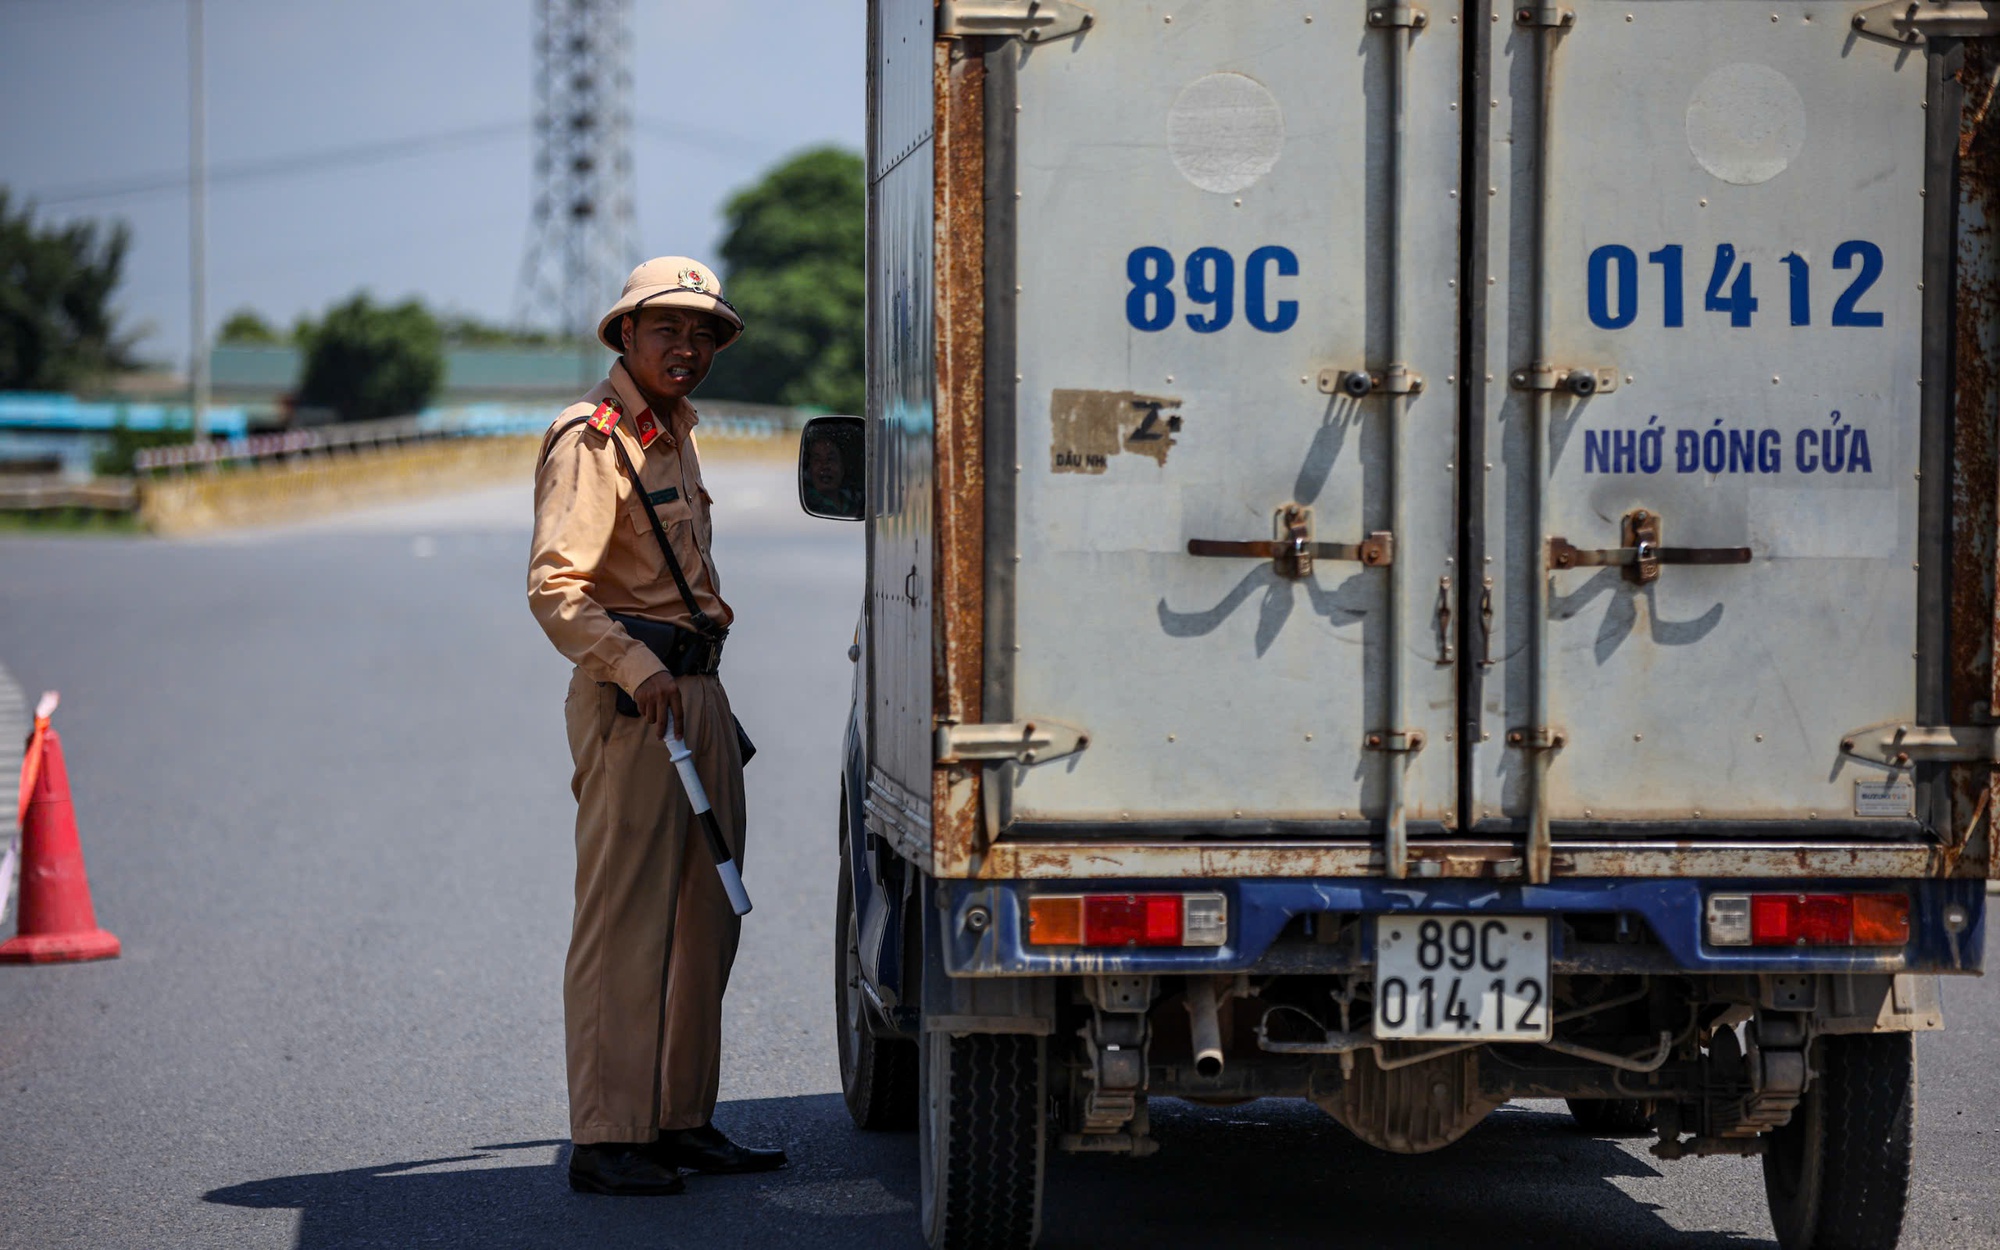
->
xmin=1373 ymin=916 xmax=1552 ymax=1042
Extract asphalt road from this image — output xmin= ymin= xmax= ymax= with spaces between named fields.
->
xmin=0 ymin=461 xmax=1994 ymax=1250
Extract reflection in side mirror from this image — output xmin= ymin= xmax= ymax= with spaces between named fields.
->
xmin=797 ymin=414 xmax=865 ymax=522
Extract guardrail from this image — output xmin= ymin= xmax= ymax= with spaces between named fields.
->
xmin=133 ymin=406 xmax=799 ymax=475
xmin=0 ymin=478 xmax=139 ymax=512
xmin=135 ymin=413 xmax=506 ymax=474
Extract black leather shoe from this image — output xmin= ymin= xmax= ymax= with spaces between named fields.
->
xmin=568 ymin=1143 xmax=686 ymax=1196
xmin=651 ymin=1123 xmax=788 ymax=1174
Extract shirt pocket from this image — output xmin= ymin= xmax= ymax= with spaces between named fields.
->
xmin=695 ymin=486 xmax=715 ymax=554
xmin=626 ymin=489 xmax=701 ymax=585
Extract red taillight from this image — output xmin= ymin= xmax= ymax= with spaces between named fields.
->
xmin=1799 ymin=896 xmax=1853 ymax=944
xmin=1737 ymin=893 xmax=1909 ymax=947
xmin=1748 ymin=895 xmax=1799 ymax=944
xmin=1084 ymin=894 xmax=1183 ymax=947
xmin=1026 ymin=892 xmax=1228 ymax=947
xmin=1750 ymin=894 xmax=1848 ymax=944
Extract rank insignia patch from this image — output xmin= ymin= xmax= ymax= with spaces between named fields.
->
xmin=586 ymin=399 xmax=623 ymax=435
xmin=633 ymin=408 xmax=662 ymax=449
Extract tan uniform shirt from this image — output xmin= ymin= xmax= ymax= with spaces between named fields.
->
xmin=527 ymin=359 xmax=734 ymax=696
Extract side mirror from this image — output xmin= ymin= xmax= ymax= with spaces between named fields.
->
xmin=797 ymin=415 xmax=866 ymax=522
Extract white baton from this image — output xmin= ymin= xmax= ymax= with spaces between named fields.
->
xmin=663 ymin=714 xmax=753 ymax=916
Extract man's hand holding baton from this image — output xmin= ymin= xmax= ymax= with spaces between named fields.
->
xmin=634 ymin=671 xmax=751 ymax=916
xmin=663 ymin=713 xmax=752 ymax=917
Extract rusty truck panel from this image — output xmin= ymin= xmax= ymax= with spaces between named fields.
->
xmin=930 ymin=37 xmax=986 ymax=879
xmin=1950 ymin=43 xmax=2000 ymax=881
xmin=878 ymin=5 xmax=2000 ymax=884
xmin=977 ymin=838 xmax=1939 ymax=881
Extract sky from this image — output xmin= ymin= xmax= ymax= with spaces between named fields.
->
xmin=0 ymin=0 xmax=865 ymax=371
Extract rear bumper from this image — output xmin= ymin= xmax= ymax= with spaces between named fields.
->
xmin=939 ymin=877 xmax=1987 ymax=977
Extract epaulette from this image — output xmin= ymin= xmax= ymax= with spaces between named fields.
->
xmin=584 ymin=397 xmax=664 ymax=449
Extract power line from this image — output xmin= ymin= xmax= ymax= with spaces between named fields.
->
xmin=632 ymin=117 xmax=776 ymax=159
xmin=26 ymin=121 xmax=532 ymax=207
xmin=19 ymin=111 xmax=797 ymax=215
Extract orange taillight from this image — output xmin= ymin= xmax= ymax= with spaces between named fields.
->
xmin=1027 ymin=896 xmax=1084 ymax=946
xmin=1851 ymin=893 xmax=1911 ymax=945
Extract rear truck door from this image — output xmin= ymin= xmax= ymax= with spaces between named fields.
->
xmin=1469 ymin=1 xmax=1950 ymax=880
xmin=985 ymin=0 xmax=1464 ymax=863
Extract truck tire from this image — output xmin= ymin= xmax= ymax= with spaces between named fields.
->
xmin=1566 ymin=1098 xmax=1655 ymax=1136
xmin=919 ymin=1029 xmax=1047 ymax=1250
xmin=835 ymin=828 xmax=918 ymax=1131
xmin=1762 ymin=1032 xmax=1916 ymax=1250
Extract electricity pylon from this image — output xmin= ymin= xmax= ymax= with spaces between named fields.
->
xmin=514 ymin=0 xmax=638 ymax=347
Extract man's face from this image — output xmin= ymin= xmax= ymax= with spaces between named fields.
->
xmin=808 ymin=440 xmax=846 ymax=493
xmin=621 ymin=306 xmax=720 ymax=403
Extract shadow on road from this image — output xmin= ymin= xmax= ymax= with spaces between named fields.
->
xmin=205 ymin=1093 xmax=919 ymax=1250
xmin=203 ymin=1095 xmax=1776 ymax=1249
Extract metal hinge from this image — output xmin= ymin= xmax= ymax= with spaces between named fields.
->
xmin=1839 ymin=720 xmax=2000 ymax=767
xmin=1319 ymin=366 xmax=1425 ymax=397
xmin=936 ymin=718 xmax=1090 ymax=765
xmin=1514 ymin=3 xmax=1576 ymax=25
xmin=1853 ymin=0 xmax=2000 ymax=44
xmin=1365 ymin=729 xmax=1427 ymax=753
xmin=1367 ymin=4 xmax=1429 ymax=28
xmin=938 ymin=0 xmax=1094 ymax=41
xmin=1511 ymin=364 xmax=1619 ymax=396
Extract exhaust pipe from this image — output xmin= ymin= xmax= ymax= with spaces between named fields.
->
xmin=1186 ymin=977 xmax=1225 ymax=1078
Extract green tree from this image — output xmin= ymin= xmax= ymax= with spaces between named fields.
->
xmin=701 ymin=147 xmax=863 ymax=413
xmin=296 ymin=293 xmax=443 ymax=422
xmin=0 ymin=189 xmax=136 ymax=390
xmin=437 ymin=313 xmax=582 ymax=349
xmin=218 ymin=308 xmax=283 ymax=345
xmin=93 ymin=418 xmax=192 ymax=476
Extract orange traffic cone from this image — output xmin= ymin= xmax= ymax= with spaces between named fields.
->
xmin=1 ymin=696 xmax=119 ymax=964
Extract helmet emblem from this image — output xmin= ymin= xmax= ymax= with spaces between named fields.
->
xmin=678 ymin=266 xmax=709 ymax=292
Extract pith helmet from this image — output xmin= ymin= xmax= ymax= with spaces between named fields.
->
xmin=596 ymin=256 xmax=744 ymax=352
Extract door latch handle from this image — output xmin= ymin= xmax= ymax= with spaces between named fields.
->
xmin=1434 ymin=577 xmax=1454 ymax=664
xmin=1478 ymin=580 xmax=1495 ymax=667
xmin=1547 ymin=509 xmax=1750 ymax=585
xmin=1188 ymin=504 xmax=1393 ymax=580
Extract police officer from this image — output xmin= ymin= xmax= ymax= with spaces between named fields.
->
xmin=528 ymin=256 xmax=786 ymax=1196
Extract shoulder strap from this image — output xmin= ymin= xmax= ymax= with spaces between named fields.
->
xmin=537 ymin=414 xmax=593 ymax=472
xmin=606 ymin=430 xmax=726 ymax=640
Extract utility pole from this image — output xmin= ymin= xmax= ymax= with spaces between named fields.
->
xmin=514 ymin=0 xmax=638 ymax=384
xmin=188 ymin=0 xmax=209 ymax=442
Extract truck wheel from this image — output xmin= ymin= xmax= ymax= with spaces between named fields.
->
xmin=835 ymin=829 xmax=918 ymax=1130
xmin=1762 ymin=1032 xmax=1916 ymax=1250
xmin=1566 ymin=1098 xmax=1655 ymax=1136
xmin=919 ymin=1029 xmax=1046 ymax=1250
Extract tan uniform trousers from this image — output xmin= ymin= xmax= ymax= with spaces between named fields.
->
xmin=563 ymin=668 xmax=746 ymax=1145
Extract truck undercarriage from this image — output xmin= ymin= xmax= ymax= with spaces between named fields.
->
xmin=832 ymin=796 xmax=1978 ymax=1248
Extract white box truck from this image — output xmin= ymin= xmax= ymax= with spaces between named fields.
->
xmin=797 ymin=2 xmax=1998 ymax=1245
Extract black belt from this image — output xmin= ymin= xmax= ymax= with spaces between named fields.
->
xmin=609 ymin=611 xmax=724 ymax=678
xmin=603 ymin=612 xmax=755 ymax=764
